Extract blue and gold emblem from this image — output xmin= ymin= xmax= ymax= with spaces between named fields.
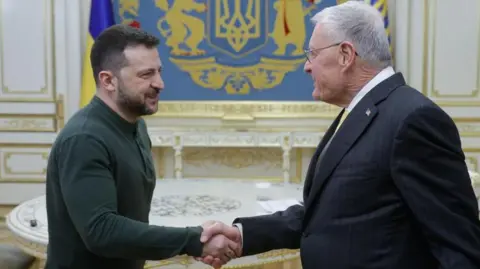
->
xmin=114 ymin=0 xmax=337 ymax=101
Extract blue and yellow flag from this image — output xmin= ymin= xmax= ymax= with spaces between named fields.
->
xmin=80 ymin=0 xmax=115 ymax=107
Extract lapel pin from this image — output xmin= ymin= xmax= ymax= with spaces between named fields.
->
xmin=366 ymin=108 xmax=371 ymax=116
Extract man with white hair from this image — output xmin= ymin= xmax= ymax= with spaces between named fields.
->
xmin=199 ymin=1 xmax=480 ymax=268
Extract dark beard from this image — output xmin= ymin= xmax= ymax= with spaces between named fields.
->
xmin=117 ymin=85 xmax=156 ymax=117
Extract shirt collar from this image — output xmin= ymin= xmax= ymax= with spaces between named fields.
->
xmin=346 ymin=66 xmax=395 ymax=112
xmin=90 ymin=96 xmax=138 ymax=136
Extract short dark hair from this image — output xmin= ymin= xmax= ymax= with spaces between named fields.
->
xmin=90 ymin=24 xmax=160 ymax=84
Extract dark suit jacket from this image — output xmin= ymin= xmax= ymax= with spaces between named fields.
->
xmin=234 ymin=73 xmax=480 ymax=269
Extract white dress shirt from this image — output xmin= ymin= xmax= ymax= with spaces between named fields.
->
xmin=346 ymin=66 xmax=395 ymax=112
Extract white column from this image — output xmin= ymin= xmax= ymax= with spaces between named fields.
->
xmin=63 ymin=0 xmax=84 ymax=120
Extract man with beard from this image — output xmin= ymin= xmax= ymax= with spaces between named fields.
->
xmin=44 ymin=25 xmax=240 ymax=269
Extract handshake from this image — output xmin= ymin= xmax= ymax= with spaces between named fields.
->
xmin=197 ymin=220 xmax=243 ymax=268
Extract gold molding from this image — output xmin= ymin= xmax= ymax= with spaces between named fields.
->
xmin=463 ymin=148 xmax=480 ymax=153
xmin=0 ymin=179 xmax=46 ymax=184
xmin=452 ymin=118 xmax=480 ymax=123
xmin=0 ymin=143 xmax=51 ymax=148
xmin=3 ymin=152 xmax=48 ymax=175
xmin=0 ymin=144 xmax=51 ymax=183
xmin=436 ymin=101 xmax=480 ymax=107
xmin=150 ymin=101 xmax=341 ymax=120
xmin=55 ymin=94 xmax=65 ymax=130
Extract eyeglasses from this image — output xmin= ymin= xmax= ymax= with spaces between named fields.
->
xmin=304 ymin=42 xmax=359 ymax=63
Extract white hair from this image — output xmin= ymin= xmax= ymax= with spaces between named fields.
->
xmin=311 ymin=0 xmax=392 ymax=68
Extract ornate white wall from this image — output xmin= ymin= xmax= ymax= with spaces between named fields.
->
xmin=0 ymin=0 xmax=479 ymax=205
xmin=394 ymin=0 xmax=480 ymax=171
xmin=0 ymin=0 xmax=58 ymax=205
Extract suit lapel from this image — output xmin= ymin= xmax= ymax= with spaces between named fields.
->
xmin=305 ymin=98 xmax=378 ymax=211
xmin=303 ymin=110 xmax=345 ymax=198
xmin=303 ymin=73 xmax=407 ymax=214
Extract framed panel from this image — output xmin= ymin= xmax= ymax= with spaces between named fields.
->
xmin=0 ymin=0 xmax=55 ymax=102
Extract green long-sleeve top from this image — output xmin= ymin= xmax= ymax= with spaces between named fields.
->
xmin=44 ymin=96 xmax=203 ymax=269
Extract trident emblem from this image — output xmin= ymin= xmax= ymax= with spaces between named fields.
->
xmin=216 ymin=0 xmax=261 ymax=52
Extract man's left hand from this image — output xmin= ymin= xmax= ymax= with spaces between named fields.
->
xmin=197 ymin=220 xmax=242 ymax=268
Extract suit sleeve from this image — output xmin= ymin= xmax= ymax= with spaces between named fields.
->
xmin=57 ymin=134 xmax=203 ymax=260
xmin=233 ymin=204 xmax=304 ymax=256
xmin=391 ymin=105 xmax=480 ymax=268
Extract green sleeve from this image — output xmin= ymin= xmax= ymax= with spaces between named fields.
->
xmin=56 ymin=134 xmax=204 ymax=259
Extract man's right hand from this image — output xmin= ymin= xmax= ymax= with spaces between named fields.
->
xmin=200 ymin=221 xmax=241 ymax=244
xmin=201 ymin=234 xmax=239 ymax=268
xmin=198 ymin=221 xmax=243 ymax=268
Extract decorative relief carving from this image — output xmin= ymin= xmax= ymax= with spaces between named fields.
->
xmin=469 ymin=170 xmax=480 ymax=185
xmin=183 ymin=148 xmax=282 ymax=169
xmin=257 ymin=135 xmax=284 ymax=146
xmin=154 ymin=101 xmax=340 ymax=119
xmin=457 ymin=123 xmax=480 ymax=134
xmin=465 ymin=156 xmax=479 ymax=172
xmin=209 ymin=134 xmax=256 ymax=146
xmin=292 ymin=133 xmax=322 ymax=147
xmin=152 ymin=135 xmax=175 ymax=146
xmin=182 ymin=134 xmax=208 ymax=146
xmin=0 ymin=117 xmax=55 ymax=132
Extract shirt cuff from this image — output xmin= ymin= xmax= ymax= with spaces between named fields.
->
xmin=184 ymin=226 xmax=204 ymax=257
xmin=233 ymin=223 xmax=244 ymax=245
